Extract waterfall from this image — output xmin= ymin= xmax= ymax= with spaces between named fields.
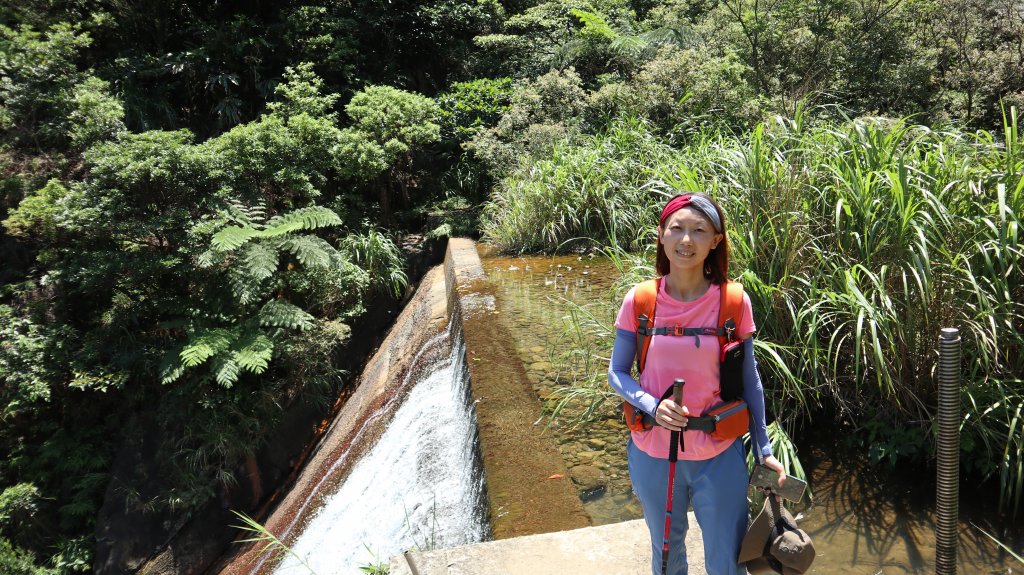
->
xmin=270 ymin=327 xmax=488 ymax=574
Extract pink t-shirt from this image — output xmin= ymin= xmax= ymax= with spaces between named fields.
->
xmin=614 ymin=281 xmax=756 ymax=460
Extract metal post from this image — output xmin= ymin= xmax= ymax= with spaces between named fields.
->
xmin=935 ymin=327 xmax=961 ymax=575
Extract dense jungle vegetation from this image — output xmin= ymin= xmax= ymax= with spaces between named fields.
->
xmin=1 ymin=0 xmax=1022 ymax=572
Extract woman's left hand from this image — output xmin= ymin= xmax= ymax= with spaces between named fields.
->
xmin=761 ymin=455 xmax=787 ymax=487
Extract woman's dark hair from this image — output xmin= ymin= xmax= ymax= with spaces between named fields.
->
xmin=655 ymin=194 xmax=730 ymax=283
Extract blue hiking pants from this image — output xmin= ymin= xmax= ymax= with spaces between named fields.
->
xmin=627 ymin=438 xmax=749 ymax=575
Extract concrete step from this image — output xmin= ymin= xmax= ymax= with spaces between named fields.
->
xmin=389 ymin=516 xmax=706 ymax=575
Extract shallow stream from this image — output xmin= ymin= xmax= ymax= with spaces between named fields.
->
xmin=481 ymin=248 xmax=1022 ymax=574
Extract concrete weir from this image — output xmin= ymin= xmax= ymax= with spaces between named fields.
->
xmin=214 ymin=263 xmax=453 ymax=574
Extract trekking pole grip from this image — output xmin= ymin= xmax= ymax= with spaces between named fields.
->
xmin=673 ymin=378 xmax=685 ymax=452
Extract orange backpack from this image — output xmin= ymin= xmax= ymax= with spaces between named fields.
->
xmin=621 ymin=278 xmax=749 ymax=436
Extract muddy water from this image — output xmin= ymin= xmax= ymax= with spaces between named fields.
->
xmin=481 ymin=249 xmax=1023 ymax=574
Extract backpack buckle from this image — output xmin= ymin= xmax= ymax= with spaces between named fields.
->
xmin=724 ymin=318 xmax=737 ymax=341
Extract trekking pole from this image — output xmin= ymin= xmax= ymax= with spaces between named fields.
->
xmin=660 ymin=378 xmax=685 ymax=575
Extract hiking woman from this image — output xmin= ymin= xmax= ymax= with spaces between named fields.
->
xmin=608 ymin=193 xmax=785 ymax=575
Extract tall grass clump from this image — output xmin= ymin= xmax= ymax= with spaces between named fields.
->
xmin=480 ymin=116 xmax=677 ymax=253
xmin=491 ymin=107 xmax=1024 ymax=513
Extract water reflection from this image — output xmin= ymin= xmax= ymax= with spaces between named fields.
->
xmin=481 ymin=248 xmax=1022 ymax=574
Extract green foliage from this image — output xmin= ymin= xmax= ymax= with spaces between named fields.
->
xmin=0 ymin=62 xmax=418 ymax=567
xmin=166 ymin=203 xmax=348 ymax=388
xmin=66 ymin=76 xmax=125 ymax=149
xmin=466 ymin=68 xmax=589 ymax=176
xmin=590 ymin=46 xmax=759 ymax=132
xmin=481 ymin=115 xmax=675 ymax=251
xmin=0 ymin=22 xmax=91 ymax=149
xmin=473 ymin=0 xmax=636 ymax=79
xmin=337 ymin=84 xmax=440 ymax=182
xmin=0 ymin=304 xmax=70 ymax=408
xmin=0 ymin=483 xmax=41 ymax=538
xmin=339 ymin=229 xmax=409 ymax=298
xmin=267 ymin=63 xmax=340 ymax=121
xmin=436 ymin=78 xmax=514 ymax=141
xmin=211 ymin=207 xmax=343 ymax=251
xmin=0 ymin=538 xmax=53 ymax=575
xmin=335 ymin=85 xmax=441 ymax=216
xmin=232 ymin=511 xmax=318 ymax=575
xmin=346 ymin=86 xmax=440 ymax=147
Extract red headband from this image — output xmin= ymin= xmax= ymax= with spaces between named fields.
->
xmin=659 ymin=193 xmax=722 ymax=231
xmin=659 ymin=194 xmax=693 ymax=225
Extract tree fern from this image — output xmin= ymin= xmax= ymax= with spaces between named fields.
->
xmin=228 ymin=268 xmax=269 ymax=306
xmin=280 ymin=235 xmax=334 ymax=268
xmin=261 ymin=206 xmax=342 ymax=238
xmin=159 ymin=344 xmax=187 ymax=384
xmin=180 ymin=328 xmax=237 ymax=368
xmin=212 ymin=356 xmax=241 ymax=387
xmin=242 ymin=242 xmax=280 ymax=281
xmin=173 ymin=203 xmax=357 ymax=390
xmin=211 ymin=225 xmax=261 ymax=251
xmin=259 ymin=300 xmax=314 ymax=331
xmin=211 ymin=206 xmax=341 ymax=252
xmin=232 ymin=333 xmax=274 ymax=374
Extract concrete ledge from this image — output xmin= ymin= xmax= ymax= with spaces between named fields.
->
xmin=390 ymin=516 xmax=706 ymax=575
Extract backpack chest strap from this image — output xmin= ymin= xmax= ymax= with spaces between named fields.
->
xmin=638 ymin=326 xmax=727 ymax=337
xmin=637 ymin=325 xmax=728 ymax=348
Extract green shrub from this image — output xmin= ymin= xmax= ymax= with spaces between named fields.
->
xmin=436 ymin=78 xmax=514 ymax=142
xmin=466 ymin=68 xmax=588 ymax=176
xmin=0 ymin=538 xmax=53 ymax=575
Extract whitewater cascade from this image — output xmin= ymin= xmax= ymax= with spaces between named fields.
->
xmin=270 ymin=329 xmax=488 ymax=574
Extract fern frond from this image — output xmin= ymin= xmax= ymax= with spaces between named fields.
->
xmin=609 ymin=35 xmax=647 ymax=58
xmin=212 ymin=356 xmax=241 ymax=388
xmin=196 ymin=249 xmax=223 ymax=269
xmin=258 ymin=300 xmax=314 ymax=331
xmin=243 ymin=242 xmax=280 ymax=280
xmin=180 ymin=328 xmax=237 ymax=367
xmin=212 ymin=226 xmax=261 ymax=251
xmin=229 ymin=266 xmax=271 ymax=306
xmin=280 ymin=235 xmax=335 ymax=268
xmin=263 ymin=206 xmax=342 ymax=237
xmin=226 ymin=198 xmax=267 ymax=226
xmin=159 ymin=346 xmax=187 ymax=384
xmin=233 ymin=334 xmax=274 ymax=374
xmin=639 ymin=26 xmax=697 ymax=48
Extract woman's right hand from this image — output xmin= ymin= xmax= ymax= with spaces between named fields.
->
xmin=655 ymin=398 xmax=689 ymax=431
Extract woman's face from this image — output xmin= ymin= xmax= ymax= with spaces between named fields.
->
xmin=658 ymin=206 xmax=723 ymax=274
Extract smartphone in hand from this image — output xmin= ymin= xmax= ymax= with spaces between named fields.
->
xmin=749 ymin=464 xmax=808 ymax=503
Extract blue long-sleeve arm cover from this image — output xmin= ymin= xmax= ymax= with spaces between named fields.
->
xmin=607 ymin=329 xmax=773 ymax=459
xmin=742 ymin=337 xmax=774 ymax=459
xmin=607 ymin=328 xmax=660 ymax=417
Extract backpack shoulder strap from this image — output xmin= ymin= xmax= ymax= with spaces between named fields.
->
xmin=718 ymin=280 xmax=745 ymax=347
xmin=634 ymin=277 xmax=661 ymax=374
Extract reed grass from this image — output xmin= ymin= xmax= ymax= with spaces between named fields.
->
xmin=493 ymin=108 xmax=1024 ymax=513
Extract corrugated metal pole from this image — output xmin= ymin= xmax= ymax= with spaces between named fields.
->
xmin=935 ymin=327 xmax=961 ymax=575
